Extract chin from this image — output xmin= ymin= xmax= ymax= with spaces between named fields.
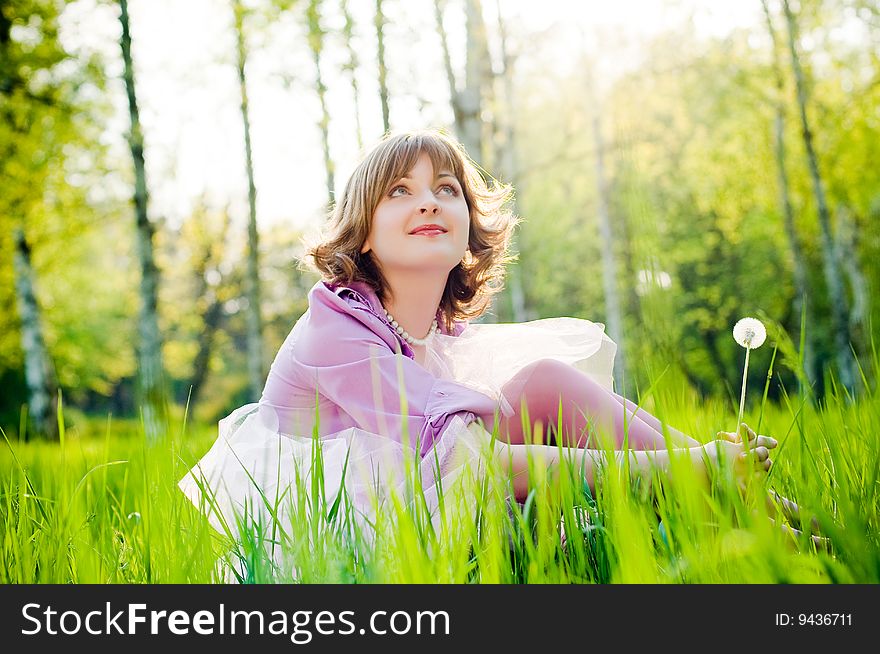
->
xmin=397 ymin=255 xmax=463 ymax=272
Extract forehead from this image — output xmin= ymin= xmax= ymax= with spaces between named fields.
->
xmin=388 ymin=140 xmax=461 ymax=180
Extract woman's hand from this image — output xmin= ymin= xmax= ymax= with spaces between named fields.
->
xmin=698 ymin=423 xmax=777 ymax=490
xmin=716 ymin=422 xmax=777 ymax=473
xmin=716 ymin=422 xmax=778 ymax=456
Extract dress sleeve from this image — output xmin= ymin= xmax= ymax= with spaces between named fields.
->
xmin=291 ymin=299 xmax=499 ymax=457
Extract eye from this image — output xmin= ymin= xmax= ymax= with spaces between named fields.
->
xmin=389 ymin=185 xmax=408 ymax=197
xmin=438 ymin=184 xmax=459 ymax=195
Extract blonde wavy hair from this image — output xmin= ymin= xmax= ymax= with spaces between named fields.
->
xmin=304 ymin=129 xmax=518 ymax=331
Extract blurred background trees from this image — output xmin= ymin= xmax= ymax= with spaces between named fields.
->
xmin=2 ymin=0 xmax=877 ymax=439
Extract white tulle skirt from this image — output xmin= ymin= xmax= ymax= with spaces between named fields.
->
xmin=178 ymin=317 xmax=616 ymax=559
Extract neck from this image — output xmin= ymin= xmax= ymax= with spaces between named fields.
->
xmin=381 ymin=270 xmax=446 ymax=341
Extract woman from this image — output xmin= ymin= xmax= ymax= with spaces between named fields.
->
xmin=180 ymin=129 xmax=821 ymax=563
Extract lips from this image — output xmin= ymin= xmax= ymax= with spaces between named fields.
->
xmin=409 ymin=224 xmax=448 ymax=235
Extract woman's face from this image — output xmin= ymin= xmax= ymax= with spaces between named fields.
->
xmin=362 ymin=152 xmax=470 ymax=275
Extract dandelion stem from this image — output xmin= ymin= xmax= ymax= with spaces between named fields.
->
xmin=737 ymin=345 xmax=751 ymax=439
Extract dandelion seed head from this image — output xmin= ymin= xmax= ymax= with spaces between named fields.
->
xmin=733 ymin=317 xmax=766 ymax=349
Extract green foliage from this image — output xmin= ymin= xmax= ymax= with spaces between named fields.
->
xmin=2 ymin=368 xmax=877 ymax=583
xmin=508 ymin=7 xmax=878 ymax=400
xmin=1 ymin=0 xmax=135 ymax=425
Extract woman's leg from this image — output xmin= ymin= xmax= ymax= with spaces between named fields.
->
xmin=478 ymin=359 xmax=684 ymax=450
xmin=477 ymin=362 xmax=824 ymax=544
xmin=609 ymin=393 xmax=701 ymax=447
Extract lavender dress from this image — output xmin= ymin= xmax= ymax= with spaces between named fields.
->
xmin=179 ymin=280 xmax=616 ymax=539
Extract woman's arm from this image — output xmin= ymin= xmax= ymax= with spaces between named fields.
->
xmin=493 ymin=440 xmax=770 ymax=503
xmin=292 ymin=304 xmax=499 ymax=454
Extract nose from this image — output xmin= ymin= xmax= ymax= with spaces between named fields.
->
xmin=418 ymin=191 xmax=440 ymax=214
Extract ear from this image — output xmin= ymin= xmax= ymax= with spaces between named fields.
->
xmin=360 ymin=239 xmax=371 ymax=254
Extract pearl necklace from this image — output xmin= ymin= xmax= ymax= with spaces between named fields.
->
xmin=383 ymin=308 xmax=438 ymax=346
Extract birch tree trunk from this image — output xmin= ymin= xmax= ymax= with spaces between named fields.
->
xmin=494 ymin=1 xmax=526 ymax=321
xmin=186 ymin=208 xmax=232 ymax=412
xmin=12 ymin=228 xmax=57 ymax=440
xmin=612 ymin=175 xmax=642 ymax=334
xmin=470 ymin=0 xmax=493 ymax=164
xmin=1 ymin=5 xmax=56 ymax=439
xmin=435 ymin=0 xmax=495 ymax=320
xmin=835 ymin=206 xmax=868 ymax=340
xmin=761 ymin=0 xmax=816 ymax=389
xmin=341 ymin=0 xmax=364 ymax=151
xmin=434 ymin=0 xmax=487 ymax=161
xmin=233 ymin=0 xmax=265 ymax=401
xmin=188 ymin=299 xmax=224 ymax=413
xmin=307 ymin=0 xmax=335 ymax=207
xmin=782 ymin=0 xmax=856 ymax=395
xmin=119 ymin=0 xmax=167 ymax=440
xmin=374 ymin=0 xmax=390 ymax=134
xmin=460 ymin=0 xmax=486 ymax=160
xmin=434 ymin=0 xmax=458 ymax=124
xmin=592 ymin=110 xmax=626 ymax=392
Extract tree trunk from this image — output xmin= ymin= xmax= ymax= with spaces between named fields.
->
xmin=233 ymin=0 xmax=265 ymax=402
xmin=592 ymin=110 xmax=626 ymax=393
xmin=782 ymin=0 xmax=856 ymax=396
xmin=761 ymin=0 xmax=816 ymax=390
xmin=119 ymin=0 xmax=167 ymax=439
xmin=434 ymin=0 xmax=459 ymax=126
xmin=1 ymin=7 xmax=56 ymax=439
xmin=341 ymin=0 xmax=364 ymax=151
xmin=434 ymin=0 xmax=487 ymax=161
xmin=185 ymin=207 xmax=231 ymax=412
xmin=617 ymin=204 xmax=643 ymax=353
xmin=493 ymin=0 xmax=526 ymax=322
xmin=12 ymin=227 xmax=57 ymax=440
xmin=473 ymin=0 xmax=494 ymax=162
xmin=307 ymin=0 xmax=335 ymax=208
xmin=459 ymin=0 xmax=487 ymax=160
xmin=435 ymin=0 xmax=495 ymax=321
xmin=233 ymin=0 xmax=263 ymax=401
xmin=374 ymin=0 xmax=390 ymax=134
xmin=835 ymin=205 xmax=868 ymax=341
xmin=187 ymin=298 xmax=224 ymax=412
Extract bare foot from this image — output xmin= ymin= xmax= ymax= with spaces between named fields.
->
xmin=766 ymin=489 xmax=822 ymax=534
xmin=769 ymin=517 xmax=832 ymax=553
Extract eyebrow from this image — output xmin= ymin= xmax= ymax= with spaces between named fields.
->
xmin=400 ymin=172 xmax=458 ymax=181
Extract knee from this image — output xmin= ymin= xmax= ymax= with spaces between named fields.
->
xmin=510 ymin=359 xmax=607 ymax=409
xmin=502 ymin=359 xmax=589 ymax=413
xmin=516 ymin=358 xmax=574 ymax=386
xmin=514 ymin=359 xmax=574 ymax=391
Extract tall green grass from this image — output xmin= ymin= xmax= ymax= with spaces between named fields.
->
xmin=2 ymin=356 xmax=878 ymax=583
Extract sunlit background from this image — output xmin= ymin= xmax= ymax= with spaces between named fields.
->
xmin=57 ymin=0 xmax=765 ymax=229
xmin=2 ymin=0 xmax=878 ymax=433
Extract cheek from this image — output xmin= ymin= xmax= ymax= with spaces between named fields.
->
xmin=366 ymin=212 xmax=395 ymax=251
xmin=457 ymin=213 xmax=471 ymax=246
